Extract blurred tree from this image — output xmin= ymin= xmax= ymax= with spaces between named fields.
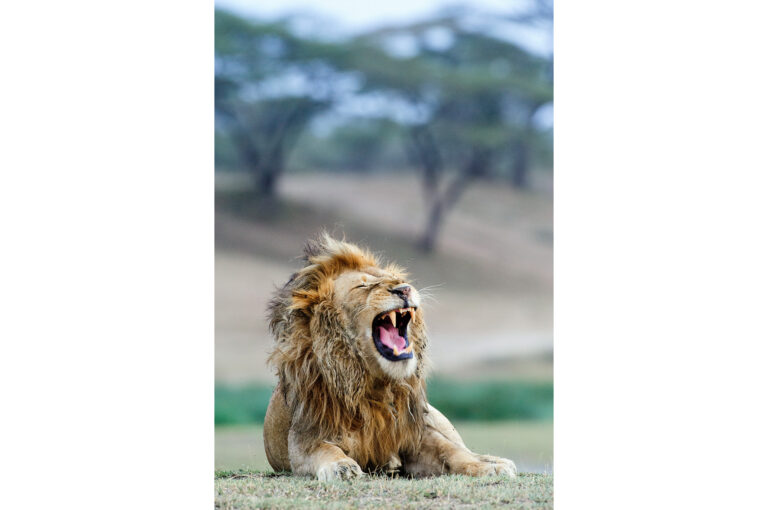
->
xmin=503 ymin=0 xmax=553 ymax=189
xmin=216 ymin=95 xmax=326 ymax=196
xmin=293 ymin=118 xmax=408 ymax=173
xmin=215 ymin=10 xmax=347 ymax=197
xmin=353 ymin=15 xmax=553 ymax=250
xmin=214 ymin=7 xmax=552 ymax=253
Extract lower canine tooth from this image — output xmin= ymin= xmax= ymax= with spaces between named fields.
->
xmin=393 ymin=346 xmax=400 ymax=356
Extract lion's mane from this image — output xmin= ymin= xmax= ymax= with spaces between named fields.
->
xmin=267 ymin=235 xmax=429 ymax=469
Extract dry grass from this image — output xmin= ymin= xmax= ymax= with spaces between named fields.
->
xmin=215 ymin=470 xmax=553 ymax=509
xmin=214 ymin=172 xmax=554 ymax=508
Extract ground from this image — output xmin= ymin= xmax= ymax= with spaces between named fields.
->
xmin=214 ymin=171 xmax=554 ymax=507
xmin=215 ymin=171 xmax=553 ymax=384
xmin=216 ymin=422 xmax=553 ymax=475
xmin=215 ymin=471 xmax=553 ymax=509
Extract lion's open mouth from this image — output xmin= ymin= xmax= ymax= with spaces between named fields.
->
xmin=372 ymin=307 xmax=415 ymax=361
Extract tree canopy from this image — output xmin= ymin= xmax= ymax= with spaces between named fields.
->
xmin=215 ymin=5 xmax=552 ymax=251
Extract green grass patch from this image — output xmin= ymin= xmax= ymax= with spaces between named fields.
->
xmin=427 ymin=378 xmax=553 ymax=421
xmin=215 ymin=379 xmax=552 ymax=425
xmin=215 ymin=470 xmax=553 ymax=509
xmin=215 ymin=384 xmax=274 ymax=425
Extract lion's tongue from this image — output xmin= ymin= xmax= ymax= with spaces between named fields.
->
xmin=377 ymin=323 xmax=406 ymax=351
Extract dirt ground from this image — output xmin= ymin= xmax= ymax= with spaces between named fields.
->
xmin=215 ymin=172 xmax=552 ymax=383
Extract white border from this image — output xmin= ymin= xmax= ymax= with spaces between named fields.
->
xmin=3 ymin=1 xmax=768 ymax=508
xmin=1 ymin=1 xmax=213 ymax=508
xmin=556 ymin=1 xmax=768 ymax=508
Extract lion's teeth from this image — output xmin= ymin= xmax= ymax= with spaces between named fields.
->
xmin=388 ymin=311 xmax=397 ymax=326
xmin=393 ymin=346 xmax=400 ymax=356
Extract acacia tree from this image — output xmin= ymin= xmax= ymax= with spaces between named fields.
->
xmin=354 ymin=19 xmax=553 ymax=251
xmin=502 ymin=0 xmax=553 ymax=189
xmin=215 ymin=10 xmax=349 ymax=198
xmin=216 ymin=93 xmax=326 ymax=197
xmin=214 ymin=8 xmax=552 ymax=251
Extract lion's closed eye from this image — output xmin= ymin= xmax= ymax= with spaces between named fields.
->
xmin=353 ymin=281 xmax=381 ymax=290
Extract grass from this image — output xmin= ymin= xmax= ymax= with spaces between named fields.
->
xmin=215 ymin=470 xmax=553 ymax=509
xmin=215 ymin=384 xmax=275 ymax=425
xmin=427 ymin=379 xmax=553 ymax=421
xmin=215 ymin=379 xmax=553 ymax=425
xmin=216 ymin=422 xmax=553 ymax=474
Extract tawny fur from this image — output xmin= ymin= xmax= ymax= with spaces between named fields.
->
xmin=263 ymin=234 xmax=517 ymax=479
xmin=267 ymin=235 xmax=426 ymax=470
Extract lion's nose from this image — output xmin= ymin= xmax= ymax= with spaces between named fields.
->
xmin=389 ymin=284 xmax=412 ymax=300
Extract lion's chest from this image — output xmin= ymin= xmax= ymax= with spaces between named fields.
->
xmin=336 ymin=408 xmax=421 ymax=470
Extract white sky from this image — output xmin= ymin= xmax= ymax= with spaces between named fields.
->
xmin=217 ymin=0 xmax=516 ymax=30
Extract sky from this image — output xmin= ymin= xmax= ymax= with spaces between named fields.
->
xmin=215 ymin=0 xmax=552 ymax=56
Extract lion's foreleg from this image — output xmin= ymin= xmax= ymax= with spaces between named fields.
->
xmin=287 ymin=430 xmax=364 ymax=481
xmin=404 ymin=405 xmax=517 ymax=478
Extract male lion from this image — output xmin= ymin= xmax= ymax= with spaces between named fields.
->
xmin=263 ymin=234 xmax=517 ymax=480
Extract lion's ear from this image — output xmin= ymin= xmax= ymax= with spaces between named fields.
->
xmin=309 ymin=300 xmax=366 ymax=408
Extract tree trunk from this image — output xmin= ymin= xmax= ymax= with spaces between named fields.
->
xmin=417 ymin=148 xmax=490 ymax=252
xmin=257 ymin=165 xmax=278 ymax=197
xmin=229 ymin=125 xmax=261 ymax=187
xmin=409 ymin=126 xmax=442 ymax=203
xmin=419 ymin=198 xmax=444 ymax=252
xmin=511 ymin=102 xmax=545 ymax=190
xmin=418 ymin=169 xmax=475 ymax=252
xmin=511 ymin=138 xmax=529 ymax=189
xmin=257 ymin=142 xmax=284 ymax=198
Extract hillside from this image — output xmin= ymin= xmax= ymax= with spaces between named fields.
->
xmin=215 ymin=171 xmax=552 ymax=383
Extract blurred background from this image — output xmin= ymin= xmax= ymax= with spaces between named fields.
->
xmin=215 ymin=0 xmax=553 ymax=473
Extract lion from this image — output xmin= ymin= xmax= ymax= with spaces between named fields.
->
xmin=263 ymin=234 xmax=517 ymax=480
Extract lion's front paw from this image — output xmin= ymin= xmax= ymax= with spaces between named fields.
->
xmin=465 ymin=456 xmax=517 ymax=478
xmin=316 ymin=458 xmax=364 ymax=481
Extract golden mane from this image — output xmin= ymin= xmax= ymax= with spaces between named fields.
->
xmin=267 ymin=234 xmax=427 ymax=469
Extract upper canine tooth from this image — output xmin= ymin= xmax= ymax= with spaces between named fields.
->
xmin=388 ymin=311 xmax=397 ymax=326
